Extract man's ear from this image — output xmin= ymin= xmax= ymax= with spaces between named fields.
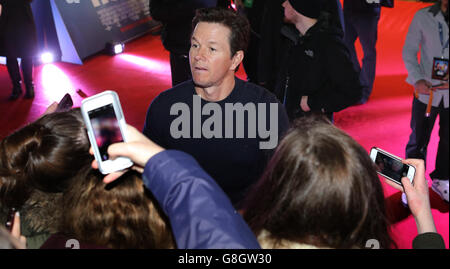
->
xmin=230 ymin=50 xmax=244 ymax=71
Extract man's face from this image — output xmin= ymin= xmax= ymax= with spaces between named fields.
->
xmin=442 ymin=0 xmax=448 ymax=9
xmin=189 ymin=22 xmax=238 ymax=89
xmin=282 ymin=0 xmax=297 ymax=23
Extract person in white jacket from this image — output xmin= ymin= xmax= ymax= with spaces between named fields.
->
xmin=402 ymin=0 xmax=449 ymax=203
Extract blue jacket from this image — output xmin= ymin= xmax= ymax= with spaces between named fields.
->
xmin=142 ymin=150 xmax=261 ymax=249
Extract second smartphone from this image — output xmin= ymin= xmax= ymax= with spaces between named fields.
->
xmin=370 ymin=147 xmax=415 ymax=186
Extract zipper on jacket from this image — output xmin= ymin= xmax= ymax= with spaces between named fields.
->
xmin=282 ymin=75 xmax=290 ymax=105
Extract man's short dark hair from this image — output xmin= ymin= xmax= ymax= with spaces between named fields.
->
xmin=192 ymin=7 xmax=250 ymax=57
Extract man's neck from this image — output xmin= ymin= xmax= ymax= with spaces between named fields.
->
xmin=295 ymin=16 xmax=318 ymax=36
xmin=442 ymin=2 xmax=448 ymax=13
xmin=195 ymin=75 xmax=236 ymax=102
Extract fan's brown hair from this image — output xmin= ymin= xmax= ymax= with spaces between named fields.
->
xmin=243 ymin=115 xmax=395 ymax=249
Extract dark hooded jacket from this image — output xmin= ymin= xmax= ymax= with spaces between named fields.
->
xmin=257 ymin=0 xmax=345 ymax=92
xmin=274 ymin=15 xmax=362 ymax=120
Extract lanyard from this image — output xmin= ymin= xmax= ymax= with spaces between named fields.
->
xmin=439 ymin=22 xmax=449 ymax=56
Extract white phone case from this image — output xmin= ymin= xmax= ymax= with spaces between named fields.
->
xmin=370 ymin=147 xmax=415 ymax=185
xmin=81 ymin=91 xmax=133 ymax=174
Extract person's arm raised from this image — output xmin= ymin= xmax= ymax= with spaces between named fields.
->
xmin=384 ymin=159 xmax=436 ymax=234
xmin=90 ymin=124 xmax=164 ymax=183
xmin=90 ymin=125 xmax=260 ymax=249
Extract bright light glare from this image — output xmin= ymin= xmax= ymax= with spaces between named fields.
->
xmin=41 ymin=52 xmax=54 ymax=64
xmin=114 ymin=44 xmax=124 ymax=54
xmin=41 ymin=64 xmax=73 ymax=100
xmin=117 ymin=54 xmax=171 ymax=76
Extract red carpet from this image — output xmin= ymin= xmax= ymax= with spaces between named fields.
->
xmin=0 ymin=1 xmax=447 ymax=248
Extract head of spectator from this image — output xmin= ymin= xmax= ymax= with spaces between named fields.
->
xmin=441 ymin=0 xmax=448 ymax=11
xmin=60 ymin=170 xmax=174 ymax=249
xmin=282 ymin=0 xmax=322 ymax=34
xmin=0 ymin=109 xmax=91 ymax=209
xmin=0 ymin=109 xmax=174 ymax=249
xmin=190 ymin=7 xmax=250 ymax=100
xmin=242 ymin=115 xmax=395 ymax=249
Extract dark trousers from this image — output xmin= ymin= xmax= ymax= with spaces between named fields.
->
xmin=406 ymin=98 xmax=449 ymax=180
xmin=344 ymin=12 xmax=380 ymax=103
xmin=169 ymin=52 xmax=191 ymax=87
xmin=6 ymin=57 xmax=34 ymax=87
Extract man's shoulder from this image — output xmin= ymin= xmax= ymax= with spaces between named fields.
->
xmin=414 ymin=5 xmax=436 ymax=19
xmin=152 ymin=80 xmax=195 ymax=105
xmin=236 ymin=79 xmax=280 ymax=103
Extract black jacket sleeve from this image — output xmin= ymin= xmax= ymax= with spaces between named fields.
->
xmin=256 ymin=0 xmax=284 ymax=89
xmin=308 ymin=35 xmax=362 ymax=112
xmin=412 ymin=233 xmax=446 ymax=249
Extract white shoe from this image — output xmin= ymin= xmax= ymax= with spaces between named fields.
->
xmin=401 ymin=192 xmax=408 ymax=207
xmin=431 ymin=179 xmax=449 ymax=203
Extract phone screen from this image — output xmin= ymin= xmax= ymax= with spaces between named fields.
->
xmin=374 ymin=151 xmax=409 ymax=183
xmin=88 ymin=104 xmax=124 ymax=161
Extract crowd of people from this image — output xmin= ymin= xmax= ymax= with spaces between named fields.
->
xmin=0 ymin=0 xmax=448 ymax=249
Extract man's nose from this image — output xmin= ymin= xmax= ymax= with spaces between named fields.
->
xmin=194 ymin=47 xmax=207 ymax=61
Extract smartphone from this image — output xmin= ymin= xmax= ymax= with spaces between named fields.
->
xmin=81 ymin=91 xmax=133 ymax=174
xmin=55 ymin=93 xmax=73 ymax=113
xmin=5 ymin=208 xmax=16 ymax=232
xmin=370 ymin=147 xmax=415 ymax=186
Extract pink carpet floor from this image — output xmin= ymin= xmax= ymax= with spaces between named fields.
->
xmin=0 ymin=1 xmax=447 ymax=249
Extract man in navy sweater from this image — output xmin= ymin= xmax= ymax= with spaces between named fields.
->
xmin=143 ymin=7 xmax=289 ymax=208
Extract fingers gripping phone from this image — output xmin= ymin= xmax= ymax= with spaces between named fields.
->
xmin=370 ymin=147 xmax=415 ymax=186
xmin=55 ymin=93 xmax=73 ymax=113
xmin=5 ymin=208 xmax=16 ymax=232
xmin=81 ymin=91 xmax=133 ymax=174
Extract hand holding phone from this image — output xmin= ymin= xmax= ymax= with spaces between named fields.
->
xmin=55 ymin=93 xmax=73 ymax=113
xmin=383 ymin=159 xmax=437 ymax=234
xmin=90 ymin=124 xmax=165 ymax=184
xmin=81 ymin=91 xmax=133 ymax=174
xmin=4 ymin=210 xmax=27 ymax=248
xmin=370 ymin=147 xmax=415 ymax=186
xmin=41 ymin=94 xmax=74 ymax=116
xmin=5 ymin=208 xmax=16 ymax=232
